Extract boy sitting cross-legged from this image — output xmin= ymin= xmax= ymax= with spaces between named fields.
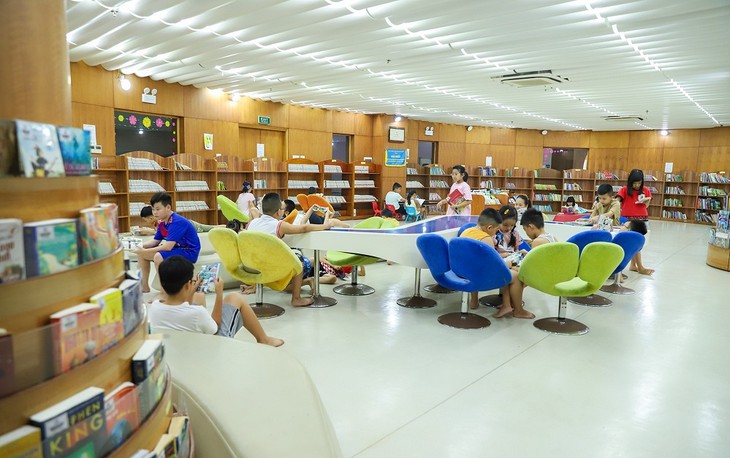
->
xmin=148 ymin=255 xmax=284 ymax=347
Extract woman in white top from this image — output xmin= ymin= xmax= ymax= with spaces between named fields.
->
xmin=236 ymin=181 xmax=261 ymax=220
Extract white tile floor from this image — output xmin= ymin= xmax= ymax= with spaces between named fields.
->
xmin=211 ymin=220 xmax=729 ymax=457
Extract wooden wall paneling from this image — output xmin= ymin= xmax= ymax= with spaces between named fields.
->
xmin=354 ymin=114 xmax=373 ymax=136
xmin=490 ymin=128 xmax=517 ymax=145
xmin=489 ymin=144 xmax=516 ymax=169
xmin=661 ymin=129 xmax=700 ymax=148
xmin=465 ymin=143 xmax=490 ymax=167
xmin=662 ymin=147 xmax=699 ymax=173
xmin=183 ymin=86 xmax=238 ymax=122
xmin=515 ymin=145 xmax=542 ymax=170
xmin=697 ymin=147 xmax=730 ymax=172
xmin=332 ymin=111 xmax=356 ymax=134
xmin=515 ymin=129 xmax=543 ymax=146
xmin=239 ymin=98 xmax=289 ymax=127
xmin=352 ymin=135 xmax=373 ymax=162
xmin=72 ymin=102 xmax=116 ymax=155
xmin=465 ymin=126 xmax=490 ymax=144
xmin=544 ymin=130 xmax=590 ymax=148
xmin=371 ymin=132 xmax=384 ymax=164
xmin=437 ymin=142 xmax=465 ymax=167
xmin=588 ymin=148 xmax=628 ymax=172
xmin=288 ymin=105 xmax=331 ymax=131
xmin=590 ymin=131 xmax=630 ymax=148
xmin=440 ymin=124 xmax=467 ymax=143
xmin=70 ymin=62 xmax=114 ymax=107
xmin=288 ymin=129 xmax=331 ymax=162
xmin=183 ymin=118 xmax=238 ymax=158
xmin=627 ymin=147 xmax=664 ymax=172
xmin=629 ymin=130 xmax=662 ymax=148
xmin=381 ymin=165 xmax=406 ymax=202
xmin=699 ymin=126 xmax=730 ymax=147
xmin=238 ymin=127 xmax=261 ymax=159
xmin=112 ymin=73 xmax=184 ymax=116
xmin=417 ymin=120 xmax=440 ymax=142
xmin=260 ymin=129 xmax=285 ymax=161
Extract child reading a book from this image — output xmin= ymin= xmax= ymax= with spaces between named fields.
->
xmin=460 ymin=208 xmax=532 ymax=318
xmin=148 ymin=255 xmax=283 ymax=347
xmin=587 ymin=184 xmax=621 ymax=226
xmin=564 ymin=196 xmax=590 ymax=214
xmin=135 ymin=192 xmax=201 ymax=293
xmin=614 ymin=169 xmax=654 ymax=275
xmin=437 ymin=165 xmax=472 ymax=215
xmin=247 ymin=193 xmax=337 ymax=306
xmin=521 ymin=208 xmax=556 ymax=248
xmin=494 ymin=206 xmax=526 ymax=260
xmin=384 ymin=183 xmax=407 ymax=218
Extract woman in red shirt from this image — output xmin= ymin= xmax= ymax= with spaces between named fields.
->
xmin=616 ymin=169 xmax=654 ymax=275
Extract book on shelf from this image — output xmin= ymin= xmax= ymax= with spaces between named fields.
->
xmin=29 ymin=386 xmax=105 ymax=439
xmin=90 ymin=288 xmax=124 ymax=351
xmin=23 ymin=218 xmax=79 ymax=277
xmin=137 ymin=359 xmax=168 ymax=421
xmin=0 ymin=425 xmax=42 ymax=458
xmin=167 ymin=416 xmax=191 ymax=458
xmin=197 ymin=262 xmax=221 ymax=294
xmin=153 ymin=433 xmax=177 ymax=458
xmin=50 ymin=303 xmax=101 ymax=374
xmin=16 ymin=120 xmax=65 ymax=178
xmin=103 ymin=382 xmax=141 ymax=453
xmin=0 ymin=218 xmax=25 ymax=284
xmin=119 ymin=272 xmax=143 ymax=337
xmin=132 ymin=339 xmax=165 ymax=384
xmin=0 ymin=328 xmax=13 ymax=397
xmin=42 ymin=408 xmax=106 ymax=458
xmin=79 ymin=204 xmax=119 ymax=263
xmin=57 ymin=126 xmax=91 ymax=176
xmin=0 ymin=119 xmax=19 ymax=176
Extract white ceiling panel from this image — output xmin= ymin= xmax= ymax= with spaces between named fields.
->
xmin=66 ymin=0 xmax=730 ymax=130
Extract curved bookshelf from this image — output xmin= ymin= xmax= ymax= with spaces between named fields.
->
xmin=0 ymin=176 xmax=99 ymax=223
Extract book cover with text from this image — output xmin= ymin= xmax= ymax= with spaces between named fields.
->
xmin=103 ymin=382 xmax=140 ymax=453
xmin=23 ymin=218 xmax=79 ymax=277
xmin=50 ymin=303 xmax=101 ymax=374
xmin=57 ymin=126 xmax=91 ymax=176
xmin=79 ymin=204 xmax=119 ymax=263
xmin=119 ymin=273 xmax=143 ymax=336
xmin=16 ymin=120 xmax=65 ymax=178
xmin=42 ymin=409 xmax=106 ymax=458
xmin=30 ymin=386 xmax=105 ymax=439
xmin=89 ymin=288 xmax=124 ymax=351
xmin=0 ymin=218 xmax=25 ymax=284
xmin=0 ymin=425 xmax=42 ymax=458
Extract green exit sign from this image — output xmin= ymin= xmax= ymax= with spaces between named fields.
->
xmin=257 ymin=116 xmax=271 ymax=125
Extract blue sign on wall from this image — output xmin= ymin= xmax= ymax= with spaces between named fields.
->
xmin=385 ymin=148 xmax=407 ymax=167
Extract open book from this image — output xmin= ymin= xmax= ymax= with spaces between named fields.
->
xmin=197 ymin=262 xmax=221 ymax=293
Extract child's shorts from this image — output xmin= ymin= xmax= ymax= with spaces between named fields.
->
xmin=159 ymin=247 xmax=199 ymax=263
xmin=215 ymin=304 xmax=243 ymax=338
xmin=292 ymin=249 xmax=314 ymax=279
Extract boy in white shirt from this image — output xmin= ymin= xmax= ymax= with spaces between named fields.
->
xmin=148 ymin=255 xmax=283 ymax=347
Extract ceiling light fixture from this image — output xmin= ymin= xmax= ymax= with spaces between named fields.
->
xmin=229 ymin=93 xmax=240 ymax=103
xmin=119 ymin=74 xmax=131 ymax=91
xmin=394 ymin=115 xmax=402 ymax=122
xmin=466 ymin=126 xmax=473 ymax=132
xmin=659 ymin=129 xmax=669 ymax=136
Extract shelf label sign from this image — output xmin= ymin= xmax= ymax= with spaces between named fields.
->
xmin=385 ymin=148 xmax=407 ymax=167
xmin=258 ymin=115 xmax=271 ymax=125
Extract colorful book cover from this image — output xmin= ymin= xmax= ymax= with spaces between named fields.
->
xmin=23 ymin=218 xmax=79 ymax=278
xmin=0 ymin=328 xmax=14 ymax=397
xmin=15 ymin=120 xmax=65 ymax=178
xmin=78 ymin=204 xmax=119 ymax=263
xmin=0 ymin=119 xmax=19 ymax=176
xmin=447 ymin=188 xmax=464 ymax=206
xmin=50 ymin=303 xmax=101 ymax=374
xmin=57 ymin=126 xmax=91 ymax=176
xmin=119 ymin=273 xmax=143 ymax=336
xmin=102 ymin=382 xmax=140 ymax=454
xmin=137 ymin=360 xmax=167 ymax=421
xmin=42 ymin=409 xmax=106 ymax=458
xmin=197 ymin=262 xmax=220 ymax=294
xmin=132 ymin=339 xmax=164 ymax=384
xmin=0 ymin=218 xmax=25 ymax=284
xmin=89 ymin=288 xmax=124 ymax=352
xmin=29 ymin=386 xmax=105 ymax=439
xmin=0 ymin=425 xmax=42 ymax=458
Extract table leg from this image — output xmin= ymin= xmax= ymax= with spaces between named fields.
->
xmin=397 ymin=268 xmax=437 ymax=308
xmin=309 ymin=249 xmax=337 ymax=308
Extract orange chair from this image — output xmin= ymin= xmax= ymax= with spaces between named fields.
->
xmin=296 ymin=194 xmax=310 ymax=211
xmin=371 ymin=201 xmax=382 ymax=217
xmin=308 ymin=194 xmax=335 ymax=216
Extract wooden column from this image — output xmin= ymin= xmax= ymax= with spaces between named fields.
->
xmin=0 ymin=0 xmax=71 ymax=125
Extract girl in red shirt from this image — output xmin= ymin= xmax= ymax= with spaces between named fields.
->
xmin=616 ymin=169 xmax=654 ymax=275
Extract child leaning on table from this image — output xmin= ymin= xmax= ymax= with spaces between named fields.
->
xmin=147 ymin=255 xmax=283 ymax=347
xmin=521 ymin=208 xmax=556 ymax=249
xmin=460 ymin=208 xmax=532 ymax=319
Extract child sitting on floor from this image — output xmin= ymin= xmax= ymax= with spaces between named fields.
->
xmin=147 ymin=255 xmax=283 ymax=347
xmin=460 ymin=208 xmax=532 ymax=319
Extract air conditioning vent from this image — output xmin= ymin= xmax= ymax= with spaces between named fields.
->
xmin=494 ymin=70 xmax=568 ymax=87
xmin=603 ymin=115 xmax=645 ymax=122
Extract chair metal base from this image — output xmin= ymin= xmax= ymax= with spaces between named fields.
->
xmin=567 ymin=294 xmax=613 ymax=307
xmin=533 ymin=317 xmax=589 ymax=335
xmin=438 ymin=312 xmax=491 ymax=329
xmin=600 ymin=283 xmax=636 ymax=295
xmin=423 ymin=283 xmax=456 ymax=294
xmin=397 ymin=295 xmax=437 ymax=308
xmin=252 ymin=303 xmax=286 ymax=319
xmin=309 ymin=294 xmax=337 ymax=308
xmin=333 ymin=283 xmax=375 ymax=296
xmin=479 ymin=294 xmax=503 ymax=308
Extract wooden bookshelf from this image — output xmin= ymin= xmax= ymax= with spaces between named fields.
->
xmin=215 ymin=155 xmax=254 ymax=223
xmin=532 ymin=168 xmax=563 ymax=213
xmin=253 ymin=157 xmax=288 ymax=200
xmin=352 ymin=162 xmax=381 ymax=219
xmin=696 ymin=172 xmax=729 ymax=225
xmin=320 ymin=159 xmax=353 ymax=219
xmin=174 ymin=153 xmax=219 ymax=225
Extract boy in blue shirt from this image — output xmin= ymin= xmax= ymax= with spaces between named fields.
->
xmin=135 ymin=192 xmax=201 ymax=292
